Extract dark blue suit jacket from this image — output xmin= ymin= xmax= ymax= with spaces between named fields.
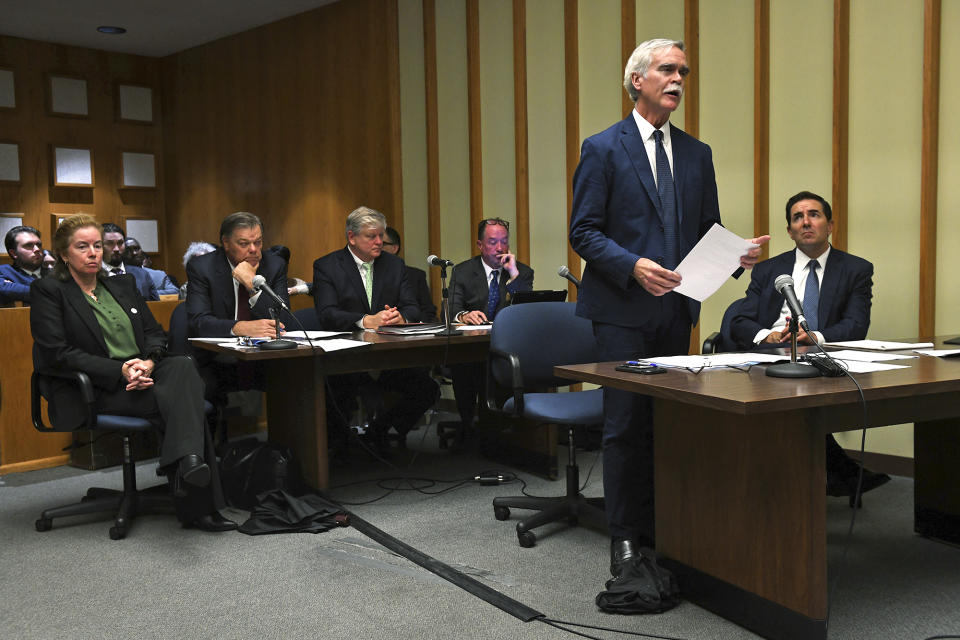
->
xmin=312 ymin=248 xmax=420 ymax=331
xmin=0 ymin=263 xmax=39 ymax=305
xmin=569 ymin=117 xmax=721 ymax=329
xmin=729 ymin=248 xmax=873 ymax=349
xmin=185 ymin=247 xmax=289 ymax=338
xmin=113 ymin=265 xmax=159 ymax=301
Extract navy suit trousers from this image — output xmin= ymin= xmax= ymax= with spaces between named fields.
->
xmin=593 ymin=293 xmax=690 ymax=542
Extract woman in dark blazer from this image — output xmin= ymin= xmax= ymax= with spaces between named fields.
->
xmin=30 ymin=214 xmax=234 ymax=531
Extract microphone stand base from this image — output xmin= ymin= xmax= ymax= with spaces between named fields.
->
xmin=259 ymin=339 xmax=298 ymax=351
xmin=765 ymin=362 xmax=821 ymax=378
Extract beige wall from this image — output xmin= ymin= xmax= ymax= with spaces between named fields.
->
xmin=396 ymin=0 xmax=958 ymax=461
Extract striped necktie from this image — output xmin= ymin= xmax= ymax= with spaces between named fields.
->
xmin=654 ymin=129 xmax=678 ymax=270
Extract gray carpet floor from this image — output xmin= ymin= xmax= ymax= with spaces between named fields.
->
xmin=2 ymin=419 xmax=959 ymax=640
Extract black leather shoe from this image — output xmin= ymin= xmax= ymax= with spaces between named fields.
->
xmin=827 ymin=467 xmax=890 ymax=497
xmin=178 ymin=454 xmax=211 ymax=489
xmin=610 ymin=538 xmax=638 ymax=577
xmin=187 ymin=512 xmax=238 ymax=532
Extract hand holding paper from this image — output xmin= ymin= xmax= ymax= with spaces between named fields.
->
xmin=674 ymin=224 xmax=767 ymax=302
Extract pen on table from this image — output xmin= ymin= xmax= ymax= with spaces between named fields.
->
xmin=625 ymin=361 xmax=656 ymax=367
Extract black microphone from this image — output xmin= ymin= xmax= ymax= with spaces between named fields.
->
xmin=426 ymin=254 xmax=454 ymax=267
xmin=252 ymin=274 xmax=289 ymax=311
xmin=773 ymin=274 xmax=809 ymax=332
xmin=557 ymin=265 xmax=581 ymax=289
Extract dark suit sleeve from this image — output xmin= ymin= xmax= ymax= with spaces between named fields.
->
xmin=312 ymin=257 xmax=364 ymax=331
xmin=396 ymin=264 xmax=421 ymax=322
xmin=569 ymin=138 xmax=641 ymax=291
xmin=186 ymin=258 xmax=236 ymax=337
xmin=505 ymin=264 xmax=534 ymax=297
xmin=0 ymin=265 xmax=33 ymax=303
xmin=413 ymin=270 xmax=437 ymax=322
xmin=449 ymin=266 xmax=469 ymax=319
xmin=30 ymin=279 xmax=124 ymax=389
xmin=729 ymin=266 xmax=770 ymax=350
xmin=820 ymin=260 xmax=873 ymax=343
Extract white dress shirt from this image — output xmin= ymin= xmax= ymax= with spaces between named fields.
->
xmin=631 ymin=109 xmax=674 ymax=185
xmin=753 ymin=246 xmax=830 ymax=345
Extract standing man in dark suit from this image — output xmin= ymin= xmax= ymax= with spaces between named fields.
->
xmin=730 ymin=190 xmax=888 ymax=497
xmin=100 ymin=223 xmax=158 ymax=301
xmin=0 ymin=225 xmax=44 ymax=306
xmin=447 ymin=218 xmax=534 ymax=446
xmin=186 ymin=211 xmax=289 ymax=403
xmin=569 ymin=38 xmax=767 ymax=576
xmin=312 ymin=206 xmax=438 ymax=450
xmin=383 ymin=226 xmax=437 ymax=322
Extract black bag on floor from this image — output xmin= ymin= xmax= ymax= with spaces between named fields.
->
xmin=220 ymin=438 xmax=294 ymax=510
xmin=595 ymin=548 xmax=681 ymax=614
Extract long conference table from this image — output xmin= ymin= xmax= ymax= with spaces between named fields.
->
xmin=555 ymin=338 xmax=960 ymax=640
xmin=194 ymin=329 xmax=490 ymax=490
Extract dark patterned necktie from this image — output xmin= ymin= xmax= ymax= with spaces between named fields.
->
xmin=803 ymin=260 xmax=819 ymax=331
xmin=486 ymin=270 xmax=500 ymax=319
xmin=111 ymin=268 xmax=122 ymax=276
xmin=654 ymin=129 xmax=678 ymax=270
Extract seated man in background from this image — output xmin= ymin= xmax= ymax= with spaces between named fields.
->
xmin=383 ymin=226 xmax=436 ymax=322
xmin=447 ymin=218 xmax=534 ymax=447
xmin=186 ymin=212 xmax=289 ymax=404
xmin=730 ymin=190 xmax=889 ymax=498
xmin=1 ymin=225 xmax=44 ymax=306
xmin=100 ymin=223 xmax=158 ymax=301
xmin=313 ymin=206 xmax=439 ymax=451
xmin=178 ymin=241 xmax=216 ymax=299
xmin=123 ymin=236 xmax=179 ymax=295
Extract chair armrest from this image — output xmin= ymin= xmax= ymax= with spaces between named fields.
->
xmin=485 ymin=346 xmax=525 ymax=416
xmin=32 ymin=370 xmax=97 ymax=432
xmin=701 ymin=331 xmax=720 ymax=354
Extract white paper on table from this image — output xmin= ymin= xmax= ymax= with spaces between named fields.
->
xmin=822 ymin=349 xmax=917 ymax=362
xmin=188 ymin=337 xmax=244 ymax=343
xmin=640 ymin=352 xmax=787 ymax=369
xmin=834 ymin=360 xmax=909 ymax=373
xmin=823 ymin=339 xmax=935 ymax=350
xmin=457 ymin=324 xmax=492 ymax=331
xmin=284 ymin=330 xmax=350 ymax=339
xmin=914 ymin=348 xmax=960 ymax=357
xmin=314 ymin=338 xmax=372 ymax=352
xmin=674 ymin=224 xmax=759 ymax=302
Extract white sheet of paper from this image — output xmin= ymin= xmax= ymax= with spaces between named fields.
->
xmin=833 ymin=360 xmax=910 ymax=373
xmin=674 ymin=224 xmax=758 ymax=302
xmin=822 ymin=349 xmax=917 ymax=362
xmin=640 ymin=352 xmax=786 ymax=369
xmin=824 ymin=340 xmax=935 ymax=350
xmin=315 ymin=338 xmax=371 ymax=352
xmin=914 ymin=349 xmax=960 ymax=357
xmin=283 ymin=330 xmax=350 ymax=339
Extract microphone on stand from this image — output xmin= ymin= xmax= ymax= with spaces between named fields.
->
xmin=765 ymin=274 xmax=819 ymax=378
xmin=557 ymin=265 xmax=581 ymax=289
xmin=252 ymin=275 xmax=289 ymax=311
xmin=426 ymin=255 xmax=454 ymax=268
xmin=773 ymin=275 xmax=809 ymax=332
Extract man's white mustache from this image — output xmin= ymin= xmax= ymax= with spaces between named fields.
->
xmin=666 ymin=84 xmax=683 ymax=95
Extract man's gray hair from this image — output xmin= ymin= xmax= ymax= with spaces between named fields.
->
xmin=623 ymin=38 xmax=685 ymax=102
xmin=182 ymin=241 xmax=216 ymax=268
xmin=219 ymin=211 xmax=262 ymax=243
xmin=345 ymin=206 xmax=387 ymax=239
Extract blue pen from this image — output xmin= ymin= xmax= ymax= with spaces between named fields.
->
xmin=625 ymin=360 xmax=655 ymax=367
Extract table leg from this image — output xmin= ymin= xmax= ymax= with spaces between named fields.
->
xmin=654 ymin=399 xmax=827 ymax=640
xmin=915 ymin=417 xmax=960 ymax=544
xmin=265 ymin=357 xmax=329 ymax=490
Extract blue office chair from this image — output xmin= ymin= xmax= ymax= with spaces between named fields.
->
xmin=293 ymin=306 xmax=321 ymax=331
xmin=701 ymin=297 xmax=746 ymax=353
xmin=486 ymin=301 xmax=605 ymax=547
xmin=32 ymin=370 xmax=174 ymax=539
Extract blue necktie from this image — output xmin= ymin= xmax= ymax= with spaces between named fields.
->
xmin=486 ymin=270 xmax=500 ymax=320
xmin=803 ymin=260 xmax=820 ymax=331
xmin=654 ymin=130 xmax=678 ymax=270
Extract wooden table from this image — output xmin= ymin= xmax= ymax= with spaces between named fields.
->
xmin=194 ymin=330 xmax=491 ymax=489
xmin=555 ymin=339 xmax=960 ymax=640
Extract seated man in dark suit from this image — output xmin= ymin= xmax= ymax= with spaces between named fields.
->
xmin=730 ymin=190 xmax=889 ymax=498
xmin=186 ymin=212 xmax=289 ymax=404
xmin=448 ymin=218 xmax=534 ymax=445
xmin=0 ymin=225 xmax=45 ymax=306
xmin=123 ymin=236 xmax=179 ymax=295
xmin=312 ymin=206 xmax=439 ymax=451
xmin=383 ymin=226 xmax=436 ymax=322
xmin=100 ymin=223 xmax=158 ymax=301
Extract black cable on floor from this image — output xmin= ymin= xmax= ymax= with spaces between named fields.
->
xmin=540 ymin=617 xmax=689 ymax=640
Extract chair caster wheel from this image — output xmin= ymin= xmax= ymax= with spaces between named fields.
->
xmin=109 ymin=526 xmax=126 ymax=540
xmin=35 ymin=518 xmax=52 ymax=532
xmin=494 ymin=506 xmax=510 ymax=521
xmin=517 ymin=529 xmax=536 ymax=548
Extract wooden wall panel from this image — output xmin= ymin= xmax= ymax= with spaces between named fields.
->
xmin=0 ymin=36 xmax=167 ymax=268
xmin=160 ymin=0 xmax=402 ymax=286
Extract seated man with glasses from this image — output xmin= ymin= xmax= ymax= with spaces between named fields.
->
xmin=448 ymin=218 xmax=534 ymax=449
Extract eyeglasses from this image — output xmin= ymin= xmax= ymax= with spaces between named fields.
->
xmin=480 ymin=218 xmax=509 ymax=230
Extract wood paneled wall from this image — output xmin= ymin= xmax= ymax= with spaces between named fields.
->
xmin=160 ymin=0 xmax=403 ymax=286
xmin=0 ymin=37 xmax=167 ymax=267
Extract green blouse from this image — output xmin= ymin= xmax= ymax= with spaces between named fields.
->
xmin=83 ymin=282 xmax=140 ymax=360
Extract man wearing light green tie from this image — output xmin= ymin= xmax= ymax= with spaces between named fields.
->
xmin=311 ymin=207 xmax=439 ymax=452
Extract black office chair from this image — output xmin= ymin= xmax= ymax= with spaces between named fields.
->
xmin=701 ymin=297 xmax=746 ymax=354
xmin=292 ymin=306 xmax=321 ymax=331
xmin=31 ymin=370 xmax=174 ymax=539
xmin=486 ymin=301 xmax=605 ymax=547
